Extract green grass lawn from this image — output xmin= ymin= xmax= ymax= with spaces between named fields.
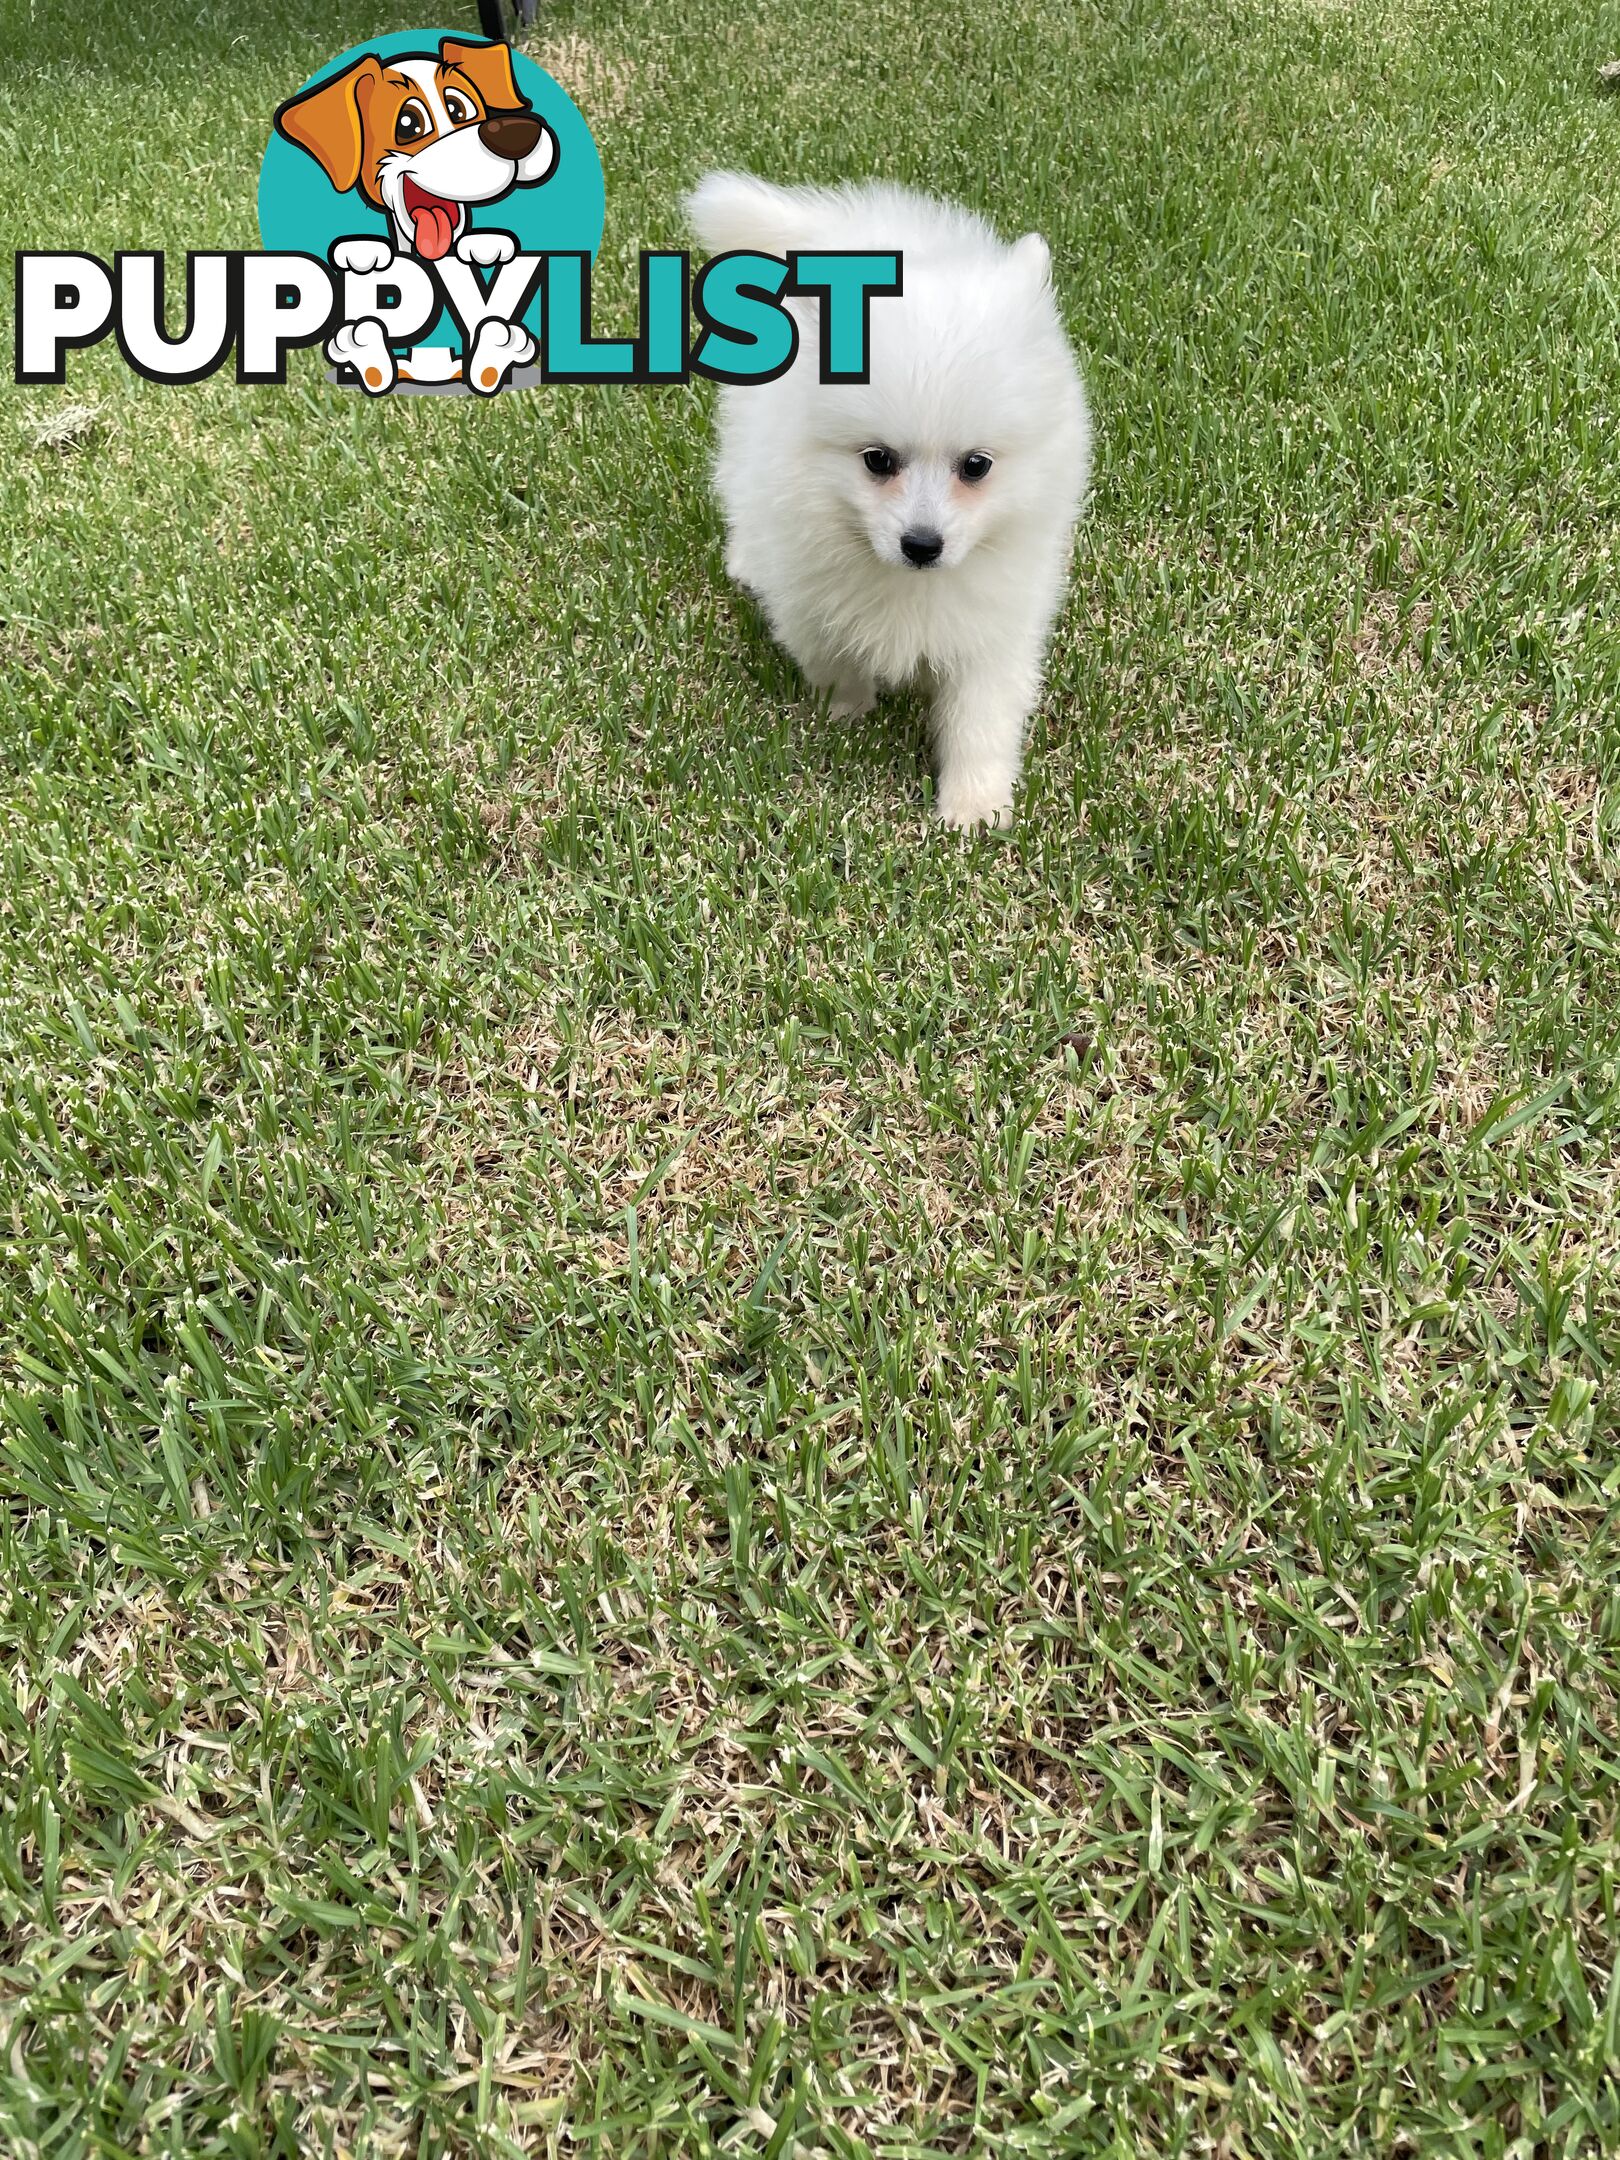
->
xmin=4 ymin=0 xmax=1620 ymax=2151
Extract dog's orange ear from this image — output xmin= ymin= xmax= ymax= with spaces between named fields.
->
xmin=440 ymin=37 xmax=526 ymax=112
xmin=273 ymin=55 xmax=383 ymax=193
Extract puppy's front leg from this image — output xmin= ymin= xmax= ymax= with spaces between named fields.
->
xmin=930 ymin=651 xmax=1040 ymax=829
xmin=799 ymin=650 xmax=874 ymax=722
xmin=822 ymin=673 xmax=875 ymax=723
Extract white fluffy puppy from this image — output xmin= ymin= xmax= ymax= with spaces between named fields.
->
xmin=686 ymin=173 xmax=1091 ymax=828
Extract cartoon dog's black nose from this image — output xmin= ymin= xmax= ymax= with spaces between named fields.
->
xmin=479 ymin=110 xmax=543 ymax=160
xmin=900 ymin=528 xmax=944 ymax=567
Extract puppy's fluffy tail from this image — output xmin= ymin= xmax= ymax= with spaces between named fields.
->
xmin=684 ymin=171 xmax=843 ymax=258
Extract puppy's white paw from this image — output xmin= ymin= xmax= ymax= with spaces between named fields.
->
xmin=327 ymin=317 xmax=395 ymax=395
xmin=456 ymin=228 xmax=518 ymax=268
xmin=828 ymin=682 xmax=875 ymax=722
xmin=934 ymin=775 xmax=1016 ymax=831
xmin=331 ymin=236 xmax=394 ymax=276
xmin=466 ymin=318 xmax=535 ymax=395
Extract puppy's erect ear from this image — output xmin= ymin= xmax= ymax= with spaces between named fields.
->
xmin=440 ymin=36 xmax=527 ymax=112
xmin=1011 ymin=232 xmax=1052 ymax=286
xmin=274 ymin=55 xmax=383 ymax=193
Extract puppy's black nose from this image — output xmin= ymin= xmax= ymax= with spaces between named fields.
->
xmin=900 ymin=528 xmax=944 ymax=567
xmin=479 ymin=110 xmax=543 ymax=160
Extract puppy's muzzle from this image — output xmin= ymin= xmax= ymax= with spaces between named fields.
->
xmin=479 ymin=110 xmax=544 ymax=160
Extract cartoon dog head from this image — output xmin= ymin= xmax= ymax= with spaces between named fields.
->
xmin=274 ymin=38 xmax=557 ymax=261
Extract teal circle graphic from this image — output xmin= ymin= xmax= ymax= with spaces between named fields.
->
xmin=257 ymin=30 xmax=604 ymax=352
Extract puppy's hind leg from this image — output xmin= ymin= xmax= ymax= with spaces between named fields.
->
xmin=929 ymin=646 xmax=1041 ymax=829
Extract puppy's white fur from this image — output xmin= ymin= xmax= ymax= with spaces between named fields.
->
xmin=686 ymin=173 xmax=1090 ymax=828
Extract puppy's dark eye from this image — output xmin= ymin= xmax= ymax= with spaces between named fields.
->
xmin=395 ymin=99 xmax=431 ymax=144
xmin=862 ymin=447 xmax=899 ymax=478
xmin=444 ymin=89 xmax=477 ymax=125
xmin=959 ymin=452 xmax=993 ymax=483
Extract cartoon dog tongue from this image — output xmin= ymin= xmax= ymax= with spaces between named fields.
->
xmin=404 ymin=182 xmax=457 ymax=261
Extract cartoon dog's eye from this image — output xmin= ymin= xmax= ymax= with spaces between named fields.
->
xmin=444 ymin=88 xmax=477 ymax=125
xmin=958 ymin=452 xmax=993 ymax=483
xmin=395 ymin=98 xmax=432 ymax=144
xmin=862 ymin=447 xmax=899 ymax=478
